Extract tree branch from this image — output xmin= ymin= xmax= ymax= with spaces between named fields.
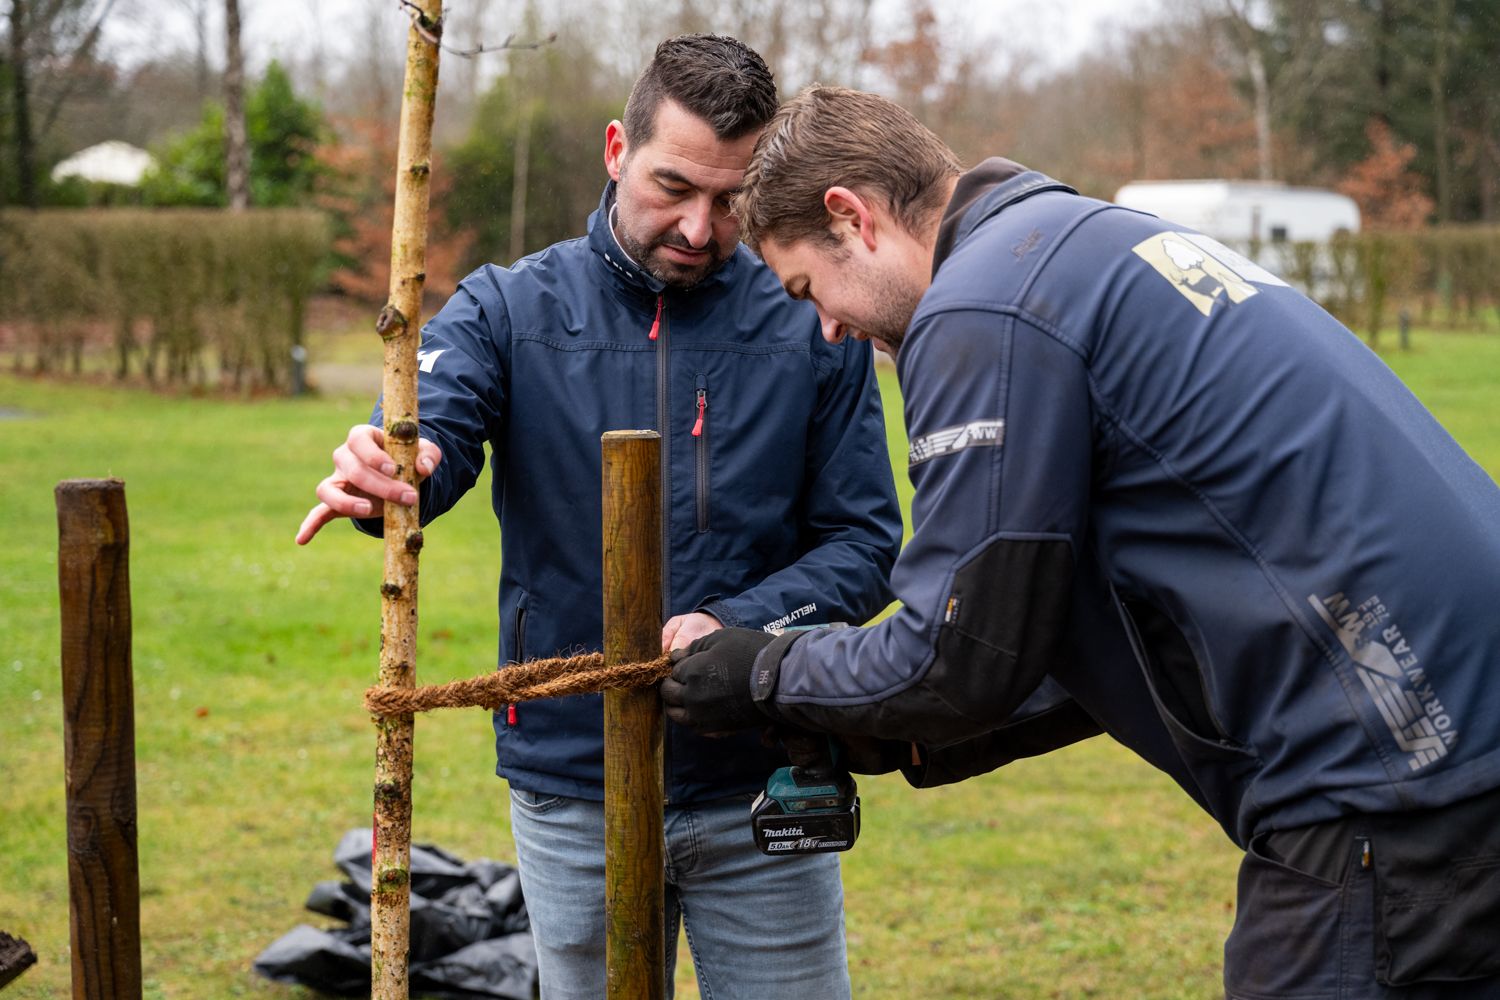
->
xmin=396 ymin=0 xmax=554 ymax=59
xmin=36 ymin=0 xmax=118 ymax=140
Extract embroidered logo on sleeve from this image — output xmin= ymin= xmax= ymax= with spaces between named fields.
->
xmin=417 ymin=348 xmax=447 ymax=373
xmin=1132 ymin=231 xmax=1267 ymax=317
xmin=908 ymin=419 xmax=1005 ymax=466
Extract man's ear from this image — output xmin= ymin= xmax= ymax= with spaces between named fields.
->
xmin=604 ymin=120 xmax=627 ymax=181
xmin=824 ymin=186 xmax=879 ymax=252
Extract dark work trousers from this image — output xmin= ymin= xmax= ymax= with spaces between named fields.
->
xmin=1223 ymin=786 xmax=1500 ymax=1000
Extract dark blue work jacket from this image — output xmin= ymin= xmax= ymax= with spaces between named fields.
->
xmin=771 ymin=167 xmax=1500 ymax=845
xmin=368 ymin=185 xmax=902 ymax=803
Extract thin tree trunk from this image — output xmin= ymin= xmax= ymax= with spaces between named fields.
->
xmin=1128 ymin=45 xmax=1147 ymax=180
xmin=1374 ymin=0 xmax=1392 ymax=127
xmin=370 ymin=2 xmax=441 ymax=997
xmin=1247 ymin=45 xmax=1272 ymax=181
xmin=223 ymin=0 xmax=249 ymax=211
xmin=1482 ymin=104 xmax=1498 ymax=222
xmin=193 ymin=0 xmax=209 ymax=100
xmin=1221 ymin=0 xmax=1272 ymax=182
xmin=1430 ymin=0 xmax=1452 ymax=224
xmin=508 ymin=101 xmax=530 ymax=263
xmin=9 ymin=0 xmax=38 ymax=209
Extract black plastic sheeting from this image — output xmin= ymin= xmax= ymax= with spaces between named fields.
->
xmin=254 ymin=829 xmax=538 ymax=999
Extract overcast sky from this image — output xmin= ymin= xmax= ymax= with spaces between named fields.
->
xmin=106 ymin=0 xmax=1160 ymax=85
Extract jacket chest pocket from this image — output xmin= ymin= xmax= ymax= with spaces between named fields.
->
xmin=691 ymin=373 xmax=710 ymax=533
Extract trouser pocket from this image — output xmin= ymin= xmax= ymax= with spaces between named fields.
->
xmin=1223 ymin=833 xmax=1346 ymax=999
xmin=1371 ymin=796 xmax=1500 ymax=986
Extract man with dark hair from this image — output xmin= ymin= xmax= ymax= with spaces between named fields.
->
xmin=297 ymin=51 xmax=900 ymax=998
xmin=665 ymin=85 xmax=1500 ymax=998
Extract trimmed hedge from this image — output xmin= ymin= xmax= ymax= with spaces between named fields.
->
xmin=0 ymin=208 xmax=330 ymax=390
xmin=1257 ymin=226 xmax=1500 ymax=342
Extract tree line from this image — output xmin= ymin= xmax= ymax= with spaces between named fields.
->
xmin=1 ymin=0 xmax=1496 ymax=290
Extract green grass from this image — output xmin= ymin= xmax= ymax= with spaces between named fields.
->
xmin=1 ymin=327 xmax=1496 ymax=999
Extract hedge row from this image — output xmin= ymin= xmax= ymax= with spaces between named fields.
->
xmin=1254 ymin=226 xmax=1500 ymax=342
xmin=0 ymin=213 xmax=1492 ymax=388
xmin=0 ymin=209 xmax=330 ymax=390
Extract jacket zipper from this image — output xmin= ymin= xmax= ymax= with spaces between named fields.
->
xmin=507 ymin=602 xmax=527 ymax=725
xmin=653 ymin=294 xmax=672 ymax=802
xmin=692 ymin=375 xmax=709 ymax=533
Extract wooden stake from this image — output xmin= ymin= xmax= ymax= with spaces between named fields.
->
xmin=56 ymin=478 xmax=142 ymax=1000
xmin=601 ymin=431 xmax=666 ymax=1000
xmin=371 ymin=3 xmax=441 ymax=998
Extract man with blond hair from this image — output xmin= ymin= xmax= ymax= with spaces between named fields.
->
xmin=664 ymin=85 xmax=1500 ymax=998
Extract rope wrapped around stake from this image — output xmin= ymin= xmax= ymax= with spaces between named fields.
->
xmin=364 ymin=652 xmax=674 ymax=718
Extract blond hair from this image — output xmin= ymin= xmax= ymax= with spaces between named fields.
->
xmin=734 ymin=86 xmax=962 ymax=253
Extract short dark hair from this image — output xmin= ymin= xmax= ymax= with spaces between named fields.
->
xmin=735 ymin=86 xmax=963 ymax=253
xmin=623 ymin=34 xmax=778 ymax=145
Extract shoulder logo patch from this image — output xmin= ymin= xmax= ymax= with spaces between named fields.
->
xmin=1132 ymin=231 xmax=1263 ymax=317
xmin=908 ymin=419 xmax=1005 ymax=466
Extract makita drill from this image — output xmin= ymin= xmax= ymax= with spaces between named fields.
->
xmin=750 ymin=729 xmax=861 ymax=855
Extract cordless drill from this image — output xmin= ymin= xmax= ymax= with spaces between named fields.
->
xmin=750 ymin=728 xmax=861 ymax=855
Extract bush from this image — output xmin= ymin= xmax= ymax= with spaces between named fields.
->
xmin=140 ymin=61 xmax=328 ymax=210
xmin=0 ymin=208 xmax=330 ymax=390
xmin=1260 ymin=226 xmax=1500 ymax=341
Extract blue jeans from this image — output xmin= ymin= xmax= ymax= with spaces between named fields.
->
xmin=509 ymin=788 xmax=852 ymax=1000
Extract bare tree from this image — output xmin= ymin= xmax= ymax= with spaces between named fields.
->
xmin=170 ymin=0 xmax=211 ymax=100
xmin=1216 ymin=0 xmax=1275 ymax=181
xmin=223 ymin=0 xmax=248 ymax=210
xmin=1427 ymin=0 xmax=1454 ymax=222
xmin=9 ymin=0 xmax=38 ymax=206
xmin=5 ymin=0 xmax=119 ymax=207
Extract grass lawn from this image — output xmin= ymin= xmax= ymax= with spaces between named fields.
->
xmin=1 ymin=326 xmax=1496 ymax=999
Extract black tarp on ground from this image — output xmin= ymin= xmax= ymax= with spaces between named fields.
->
xmin=254 ymin=829 xmax=537 ymax=999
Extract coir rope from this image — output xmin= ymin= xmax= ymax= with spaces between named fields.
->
xmin=364 ymin=652 xmax=673 ymax=718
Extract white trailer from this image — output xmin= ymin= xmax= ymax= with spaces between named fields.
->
xmin=1113 ymin=180 xmax=1361 ymax=245
xmin=1114 ymin=180 xmax=1362 ymax=298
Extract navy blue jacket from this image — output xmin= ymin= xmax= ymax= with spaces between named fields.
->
xmin=369 ymin=185 xmax=902 ymax=803
xmin=765 ymin=165 xmax=1500 ymax=845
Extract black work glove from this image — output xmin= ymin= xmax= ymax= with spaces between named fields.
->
xmin=661 ymin=627 xmax=781 ymax=735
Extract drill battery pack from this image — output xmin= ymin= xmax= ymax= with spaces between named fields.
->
xmin=750 ymin=765 xmax=861 ymax=855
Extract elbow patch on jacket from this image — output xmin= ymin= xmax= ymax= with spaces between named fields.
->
xmin=922 ymin=535 xmax=1076 ymax=728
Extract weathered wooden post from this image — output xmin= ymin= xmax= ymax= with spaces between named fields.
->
xmin=56 ymin=478 xmax=142 ymax=1000
xmin=601 ymin=431 xmax=666 ymax=1000
xmin=371 ymin=2 xmax=441 ymax=998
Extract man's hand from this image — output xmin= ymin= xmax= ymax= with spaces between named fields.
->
xmin=661 ymin=611 xmax=723 ymax=652
xmin=295 ymin=424 xmax=443 ymax=544
xmin=661 ymin=628 xmax=778 ymax=735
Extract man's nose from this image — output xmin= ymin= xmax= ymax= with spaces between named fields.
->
xmin=680 ymin=198 xmax=713 ymax=249
xmin=818 ymin=309 xmax=845 ymax=344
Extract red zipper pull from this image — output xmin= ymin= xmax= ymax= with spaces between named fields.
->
xmin=691 ymin=388 xmax=706 ymax=436
xmin=507 ymin=704 xmax=517 ymax=725
xmin=648 ymin=295 xmax=663 ymax=341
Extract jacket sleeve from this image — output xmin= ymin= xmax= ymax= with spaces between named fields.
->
xmin=357 ymin=270 xmax=510 ymax=535
xmin=765 ymin=308 xmax=1093 ymax=744
xmin=898 ymin=677 xmax=1103 ymax=787
xmin=698 ymin=333 xmax=903 ymax=630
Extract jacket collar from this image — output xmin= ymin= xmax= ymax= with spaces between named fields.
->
xmin=586 ymin=181 xmax=740 ymax=304
xmin=932 ymin=159 xmax=1076 ymax=275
